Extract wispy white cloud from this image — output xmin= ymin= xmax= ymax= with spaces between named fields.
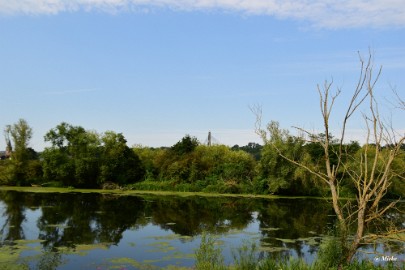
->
xmin=1 ymin=0 xmax=405 ymax=29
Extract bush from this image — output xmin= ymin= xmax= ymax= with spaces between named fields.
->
xmin=315 ymin=236 xmax=345 ymax=269
xmin=195 ymin=233 xmax=226 ymax=270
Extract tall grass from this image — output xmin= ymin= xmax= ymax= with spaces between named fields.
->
xmin=195 ymin=233 xmax=226 ymax=270
xmin=194 ymin=233 xmax=404 ymax=270
xmin=231 ymin=240 xmax=258 ymax=270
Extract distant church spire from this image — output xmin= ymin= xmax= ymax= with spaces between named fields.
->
xmin=4 ymin=125 xmax=12 ymax=158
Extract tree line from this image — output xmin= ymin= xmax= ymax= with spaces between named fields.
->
xmin=1 ymin=119 xmax=404 ymax=198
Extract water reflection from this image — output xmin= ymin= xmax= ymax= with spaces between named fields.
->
xmin=0 ymin=190 xmax=403 ymax=269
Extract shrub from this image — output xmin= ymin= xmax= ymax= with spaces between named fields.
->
xmin=195 ymin=233 xmax=226 ymax=270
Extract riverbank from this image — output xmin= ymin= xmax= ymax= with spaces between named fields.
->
xmin=0 ymin=185 xmax=335 ymax=200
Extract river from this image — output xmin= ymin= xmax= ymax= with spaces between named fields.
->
xmin=0 ymin=189 xmax=403 ymax=269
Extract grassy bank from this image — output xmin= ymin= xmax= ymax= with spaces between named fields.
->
xmin=0 ymin=185 xmax=333 ymax=200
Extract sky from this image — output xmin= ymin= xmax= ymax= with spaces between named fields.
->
xmin=0 ymin=0 xmax=404 ymax=150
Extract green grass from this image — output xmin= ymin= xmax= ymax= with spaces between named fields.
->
xmin=0 ymin=185 xmax=332 ymax=201
xmin=194 ymin=234 xmax=404 ymax=270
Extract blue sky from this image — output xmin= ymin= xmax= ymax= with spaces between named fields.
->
xmin=0 ymin=1 xmax=404 ymax=150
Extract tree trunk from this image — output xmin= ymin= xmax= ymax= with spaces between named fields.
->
xmin=346 ymin=203 xmax=366 ymax=263
xmin=329 ymin=180 xmax=345 ymax=223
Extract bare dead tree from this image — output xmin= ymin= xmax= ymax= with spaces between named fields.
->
xmin=254 ymin=51 xmax=405 ymax=264
xmin=393 ymin=87 xmax=405 ymax=111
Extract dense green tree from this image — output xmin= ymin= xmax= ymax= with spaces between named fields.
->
xmin=99 ymin=131 xmax=145 ymax=185
xmin=143 ymin=135 xmax=200 ymax=183
xmin=388 ymin=147 xmax=405 ymax=197
xmin=133 ymin=141 xmax=256 ymax=193
xmin=256 ymin=121 xmax=313 ymax=195
xmin=192 ymin=145 xmax=255 ymax=185
xmin=343 ymin=144 xmax=405 ymax=198
xmin=133 ymin=145 xmax=164 ymax=180
xmin=42 ymin=122 xmax=100 ymax=187
xmin=41 ymin=147 xmax=74 ymax=186
xmin=42 ymin=124 xmax=145 ymax=187
xmin=171 ymin=134 xmax=199 ymax=155
xmin=232 ymin=142 xmax=263 ymax=160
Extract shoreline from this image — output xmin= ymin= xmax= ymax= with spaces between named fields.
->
xmin=0 ymin=185 xmax=357 ymax=201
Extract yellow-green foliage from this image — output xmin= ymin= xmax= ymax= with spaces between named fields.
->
xmin=133 ymin=144 xmax=256 ymax=190
xmin=345 ymin=145 xmax=405 ymax=197
xmin=389 ymin=149 xmax=405 ymax=197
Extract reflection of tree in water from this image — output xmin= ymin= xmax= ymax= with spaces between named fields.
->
xmin=94 ymin=194 xmax=146 ymax=243
xmin=256 ymin=198 xmax=333 ymax=260
xmin=0 ymin=191 xmax=27 ymax=242
xmin=29 ymin=250 xmax=65 ymax=270
xmin=0 ymin=190 xmax=403 ymax=267
xmin=36 ymin=193 xmax=145 ymax=249
xmin=0 ymin=191 xmax=65 ymax=269
xmin=147 ymin=196 xmax=255 ymax=236
xmin=0 ymin=191 xmax=338 ymax=262
xmin=37 ymin=193 xmax=97 ymax=249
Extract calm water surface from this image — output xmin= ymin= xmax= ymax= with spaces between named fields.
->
xmin=0 ymin=189 xmax=403 ymax=269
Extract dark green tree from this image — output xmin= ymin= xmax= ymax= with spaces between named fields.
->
xmin=42 ymin=122 xmax=100 ymax=187
xmin=171 ymin=135 xmax=199 ymax=155
xmin=232 ymin=142 xmax=263 ymax=160
xmin=99 ymin=131 xmax=145 ymax=185
xmin=42 ymin=124 xmax=145 ymax=187
xmin=132 ymin=145 xmax=163 ymax=180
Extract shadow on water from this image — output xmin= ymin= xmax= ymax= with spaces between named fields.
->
xmin=0 ymin=190 xmax=403 ymax=269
